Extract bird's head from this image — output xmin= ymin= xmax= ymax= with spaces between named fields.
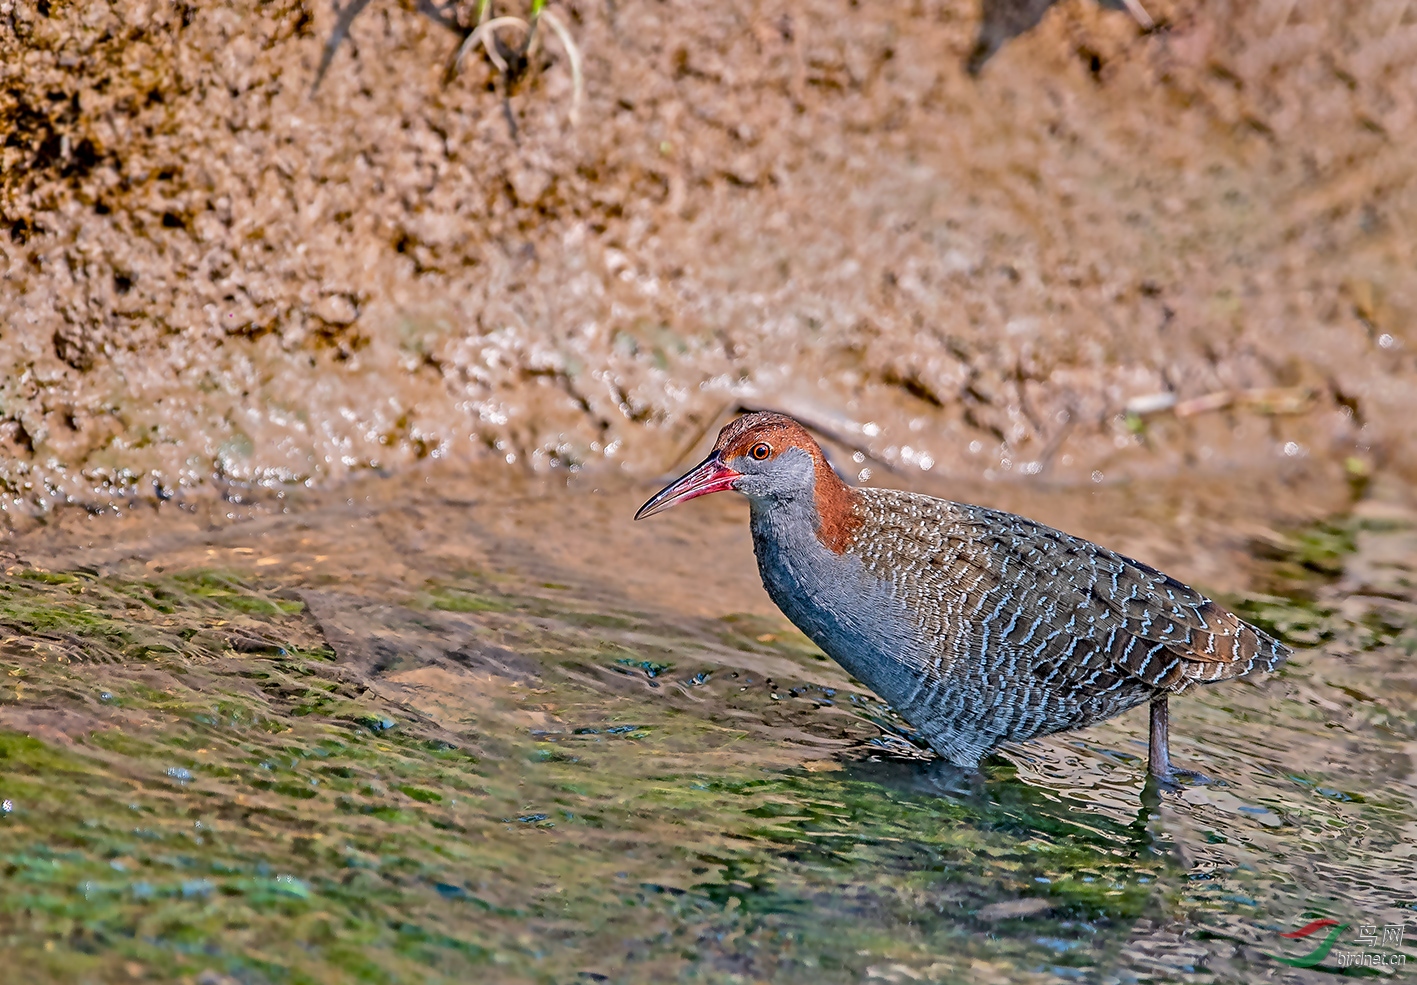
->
xmin=634 ymin=411 xmax=849 ymax=521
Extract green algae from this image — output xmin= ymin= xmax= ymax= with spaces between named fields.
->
xmin=418 ymin=585 xmax=515 ymax=615
xmin=0 ymin=560 xmax=1180 ymax=983
xmin=2 ymin=506 xmax=1416 ymax=982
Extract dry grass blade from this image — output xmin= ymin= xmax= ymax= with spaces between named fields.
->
xmin=538 ymin=8 xmax=584 ymax=126
xmin=1120 ymin=0 xmax=1154 ymax=29
xmin=453 ymin=15 xmax=531 ymax=76
xmin=1172 ymin=386 xmax=1317 ymax=419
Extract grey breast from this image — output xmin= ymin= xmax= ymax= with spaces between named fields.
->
xmin=747 ymin=493 xmax=933 ymax=718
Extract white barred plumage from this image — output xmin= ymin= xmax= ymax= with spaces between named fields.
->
xmin=840 ymin=489 xmax=1287 ymax=765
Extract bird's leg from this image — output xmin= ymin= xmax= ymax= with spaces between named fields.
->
xmin=1148 ymin=697 xmax=1217 ymax=790
xmin=1147 ymin=696 xmax=1171 ymax=782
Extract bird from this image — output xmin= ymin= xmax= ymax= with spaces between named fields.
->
xmin=635 ymin=411 xmax=1287 ymax=786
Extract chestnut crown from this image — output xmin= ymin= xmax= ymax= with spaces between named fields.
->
xmin=634 ymin=411 xmax=860 ymax=549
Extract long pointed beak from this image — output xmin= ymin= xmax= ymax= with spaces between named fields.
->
xmin=634 ymin=451 xmax=742 ymax=520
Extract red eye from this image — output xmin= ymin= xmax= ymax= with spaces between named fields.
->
xmin=749 ymin=442 xmax=772 ymax=461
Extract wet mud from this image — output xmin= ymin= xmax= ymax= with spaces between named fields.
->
xmin=1 ymin=0 xmax=1415 ymax=514
xmin=1 ymin=464 xmax=1414 ymax=981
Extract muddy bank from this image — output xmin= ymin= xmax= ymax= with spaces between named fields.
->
xmin=0 ymin=0 xmax=1413 ymax=515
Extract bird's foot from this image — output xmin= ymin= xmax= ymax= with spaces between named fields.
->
xmin=1148 ymin=766 xmax=1220 ymax=795
xmin=914 ymin=759 xmax=987 ymax=798
xmin=1169 ymin=767 xmax=1221 ymax=787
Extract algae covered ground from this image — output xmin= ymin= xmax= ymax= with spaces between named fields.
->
xmin=1 ymin=476 xmax=1415 ymax=983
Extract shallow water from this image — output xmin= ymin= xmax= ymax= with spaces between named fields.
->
xmin=1 ymin=466 xmax=1414 ymax=982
